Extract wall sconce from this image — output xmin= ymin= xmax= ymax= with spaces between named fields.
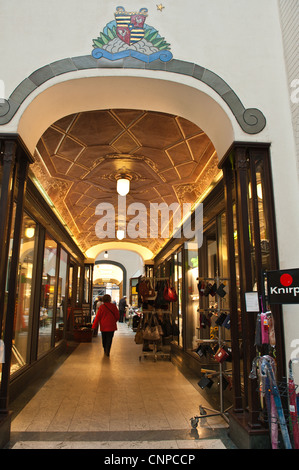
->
xmin=104 ymin=251 xmax=108 ymax=259
xmin=116 ymin=175 xmax=131 ymax=196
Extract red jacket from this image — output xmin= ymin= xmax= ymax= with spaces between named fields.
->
xmin=92 ymin=302 xmax=120 ymax=332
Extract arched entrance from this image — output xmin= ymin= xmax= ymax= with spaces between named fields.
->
xmin=0 ymin=61 xmax=280 ymax=449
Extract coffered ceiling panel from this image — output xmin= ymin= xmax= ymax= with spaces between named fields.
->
xmin=32 ymin=109 xmax=221 ymax=256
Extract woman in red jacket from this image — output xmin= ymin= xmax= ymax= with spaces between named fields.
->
xmin=92 ymin=294 xmax=120 ymax=357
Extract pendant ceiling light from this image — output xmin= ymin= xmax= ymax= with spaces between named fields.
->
xmin=117 ymin=229 xmax=125 ymax=240
xmin=116 ymin=175 xmax=130 ymax=196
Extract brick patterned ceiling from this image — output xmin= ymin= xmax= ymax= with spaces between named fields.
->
xmin=32 ymin=109 xmax=221 ymax=256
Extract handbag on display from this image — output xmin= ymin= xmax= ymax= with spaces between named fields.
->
xmin=198 ymin=376 xmax=214 ymax=389
xmin=138 ymin=278 xmax=156 ymax=301
xmin=215 ymin=312 xmax=227 ymax=326
xmin=163 ymin=282 xmax=178 ymax=302
xmin=197 ymin=280 xmax=205 ymax=297
xmin=222 ymin=314 xmax=231 ymax=329
xmin=203 ymin=282 xmax=213 ymax=296
xmin=161 ymin=317 xmax=173 ymax=336
xmin=142 ymin=314 xmax=161 ymax=341
xmin=209 ymin=282 xmax=217 ymax=297
xmin=216 ymin=283 xmax=227 ymax=298
xmin=214 ymin=346 xmax=229 ymax=363
xmin=134 ymin=320 xmax=143 ymax=344
xmin=143 ymin=324 xmax=160 ymax=341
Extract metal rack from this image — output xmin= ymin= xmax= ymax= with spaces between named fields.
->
xmin=137 ymin=276 xmax=173 ymax=362
xmin=191 ymin=276 xmax=232 ymax=426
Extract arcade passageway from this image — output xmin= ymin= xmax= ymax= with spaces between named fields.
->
xmin=7 ymin=323 xmax=236 ymax=449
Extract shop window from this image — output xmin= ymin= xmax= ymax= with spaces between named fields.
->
xmin=10 ymin=213 xmax=37 ymax=375
xmin=68 ymin=265 xmax=73 ymax=301
xmin=38 ymin=233 xmax=58 ymax=357
xmin=0 ymin=203 xmax=16 ymax=382
xmin=55 ymin=248 xmax=68 ymax=344
xmin=255 ymin=159 xmax=270 ymax=271
xmin=84 ymin=265 xmax=90 ymax=304
xmin=217 ymin=212 xmax=229 ymax=279
xmin=185 ymin=240 xmax=199 ymax=350
xmin=173 ymin=250 xmax=182 ymax=345
xmin=76 ymin=266 xmax=81 ymax=303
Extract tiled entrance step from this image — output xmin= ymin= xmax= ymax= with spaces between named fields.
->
xmin=9 ymin=428 xmax=236 ymax=449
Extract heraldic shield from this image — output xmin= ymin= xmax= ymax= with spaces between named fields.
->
xmin=115 ymin=6 xmax=148 ymax=45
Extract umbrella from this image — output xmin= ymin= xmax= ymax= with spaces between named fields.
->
xmin=261 ymin=359 xmax=278 ymax=448
xmin=264 ymin=356 xmax=292 ymax=449
xmin=288 ymin=360 xmax=299 ymax=449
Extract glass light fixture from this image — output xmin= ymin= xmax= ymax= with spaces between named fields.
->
xmin=117 ymin=229 xmax=125 ymax=240
xmin=25 ymin=226 xmax=35 ymax=239
xmin=117 ymin=177 xmax=130 ymax=196
xmin=104 ymin=251 xmax=108 ymax=258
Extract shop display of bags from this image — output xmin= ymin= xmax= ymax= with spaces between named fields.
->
xmin=163 ymin=281 xmax=178 ymax=302
xmin=134 ymin=321 xmax=143 ymax=344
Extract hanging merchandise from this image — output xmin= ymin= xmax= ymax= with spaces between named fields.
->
xmin=142 ymin=314 xmax=161 ymax=341
xmin=197 ymin=279 xmax=205 ymax=297
xmin=203 ymin=282 xmax=213 ymax=296
xmin=222 ymin=314 xmax=231 ymax=329
xmin=138 ymin=277 xmax=156 ymax=302
xmin=214 ymin=345 xmax=229 ymax=363
xmin=288 ymin=359 xmax=299 ymax=449
xmin=255 ymin=307 xmax=276 ymax=348
xmin=250 ymin=355 xmax=292 ymax=449
xmin=267 ymin=311 xmax=276 ymax=347
xmin=209 ymin=282 xmax=217 ymax=297
xmin=163 ymin=281 xmax=178 ymax=302
xmin=216 ymin=283 xmax=227 ymax=298
xmin=155 ymin=280 xmax=169 ymax=308
xmin=261 ymin=312 xmax=269 ymax=344
xmin=134 ymin=320 xmax=144 ymax=344
xmin=254 ymin=313 xmax=262 ymax=347
xmin=215 ymin=312 xmax=227 ymax=326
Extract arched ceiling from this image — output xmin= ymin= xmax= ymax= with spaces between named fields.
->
xmin=32 ymin=109 xmax=221 ymax=256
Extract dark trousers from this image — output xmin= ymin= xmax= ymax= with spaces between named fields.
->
xmin=101 ymin=331 xmax=115 ymax=355
xmin=119 ymin=310 xmax=125 ymax=322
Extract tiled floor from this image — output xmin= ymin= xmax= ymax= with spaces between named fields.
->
xmin=8 ymin=323 xmax=237 ymax=449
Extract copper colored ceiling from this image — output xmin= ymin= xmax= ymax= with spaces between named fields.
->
xmin=32 ymin=109 xmax=221 ymax=256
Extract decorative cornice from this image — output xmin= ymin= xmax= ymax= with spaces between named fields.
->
xmin=0 ymin=56 xmax=266 ymax=134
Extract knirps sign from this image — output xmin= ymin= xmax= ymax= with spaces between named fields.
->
xmin=266 ymin=269 xmax=299 ymax=304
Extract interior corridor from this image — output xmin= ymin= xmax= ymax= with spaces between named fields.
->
xmin=7 ymin=323 xmax=236 ymax=449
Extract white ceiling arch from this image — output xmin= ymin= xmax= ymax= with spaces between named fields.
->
xmin=16 ymin=71 xmax=236 ymax=161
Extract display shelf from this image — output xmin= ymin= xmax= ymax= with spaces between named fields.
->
xmin=191 ymin=276 xmax=232 ymax=426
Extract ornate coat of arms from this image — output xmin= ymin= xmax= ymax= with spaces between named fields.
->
xmin=92 ymin=6 xmax=173 ymax=63
xmin=115 ymin=6 xmax=148 ymax=45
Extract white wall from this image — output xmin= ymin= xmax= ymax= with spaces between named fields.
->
xmin=279 ymin=0 xmax=299 ymax=177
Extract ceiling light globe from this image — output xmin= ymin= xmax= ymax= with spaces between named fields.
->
xmin=117 ymin=178 xmax=130 ymax=196
xmin=117 ymin=230 xmax=125 ymax=240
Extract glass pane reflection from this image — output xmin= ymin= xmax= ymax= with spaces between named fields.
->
xmin=38 ymin=233 xmax=57 ymax=357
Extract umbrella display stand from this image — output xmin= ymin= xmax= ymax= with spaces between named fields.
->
xmin=250 ymin=355 xmax=299 ymax=449
xmin=256 ymin=378 xmax=298 ymax=448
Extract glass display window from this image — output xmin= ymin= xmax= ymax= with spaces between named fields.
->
xmin=10 ymin=213 xmax=37 ymax=375
xmin=55 ymin=248 xmax=68 ymax=344
xmin=173 ymin=250 xmax=182 ymax=345
xmin=38 ymin=233 xmax=58 ymax=357
xmin=185 ymin=239 xmax=199 ymax=350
